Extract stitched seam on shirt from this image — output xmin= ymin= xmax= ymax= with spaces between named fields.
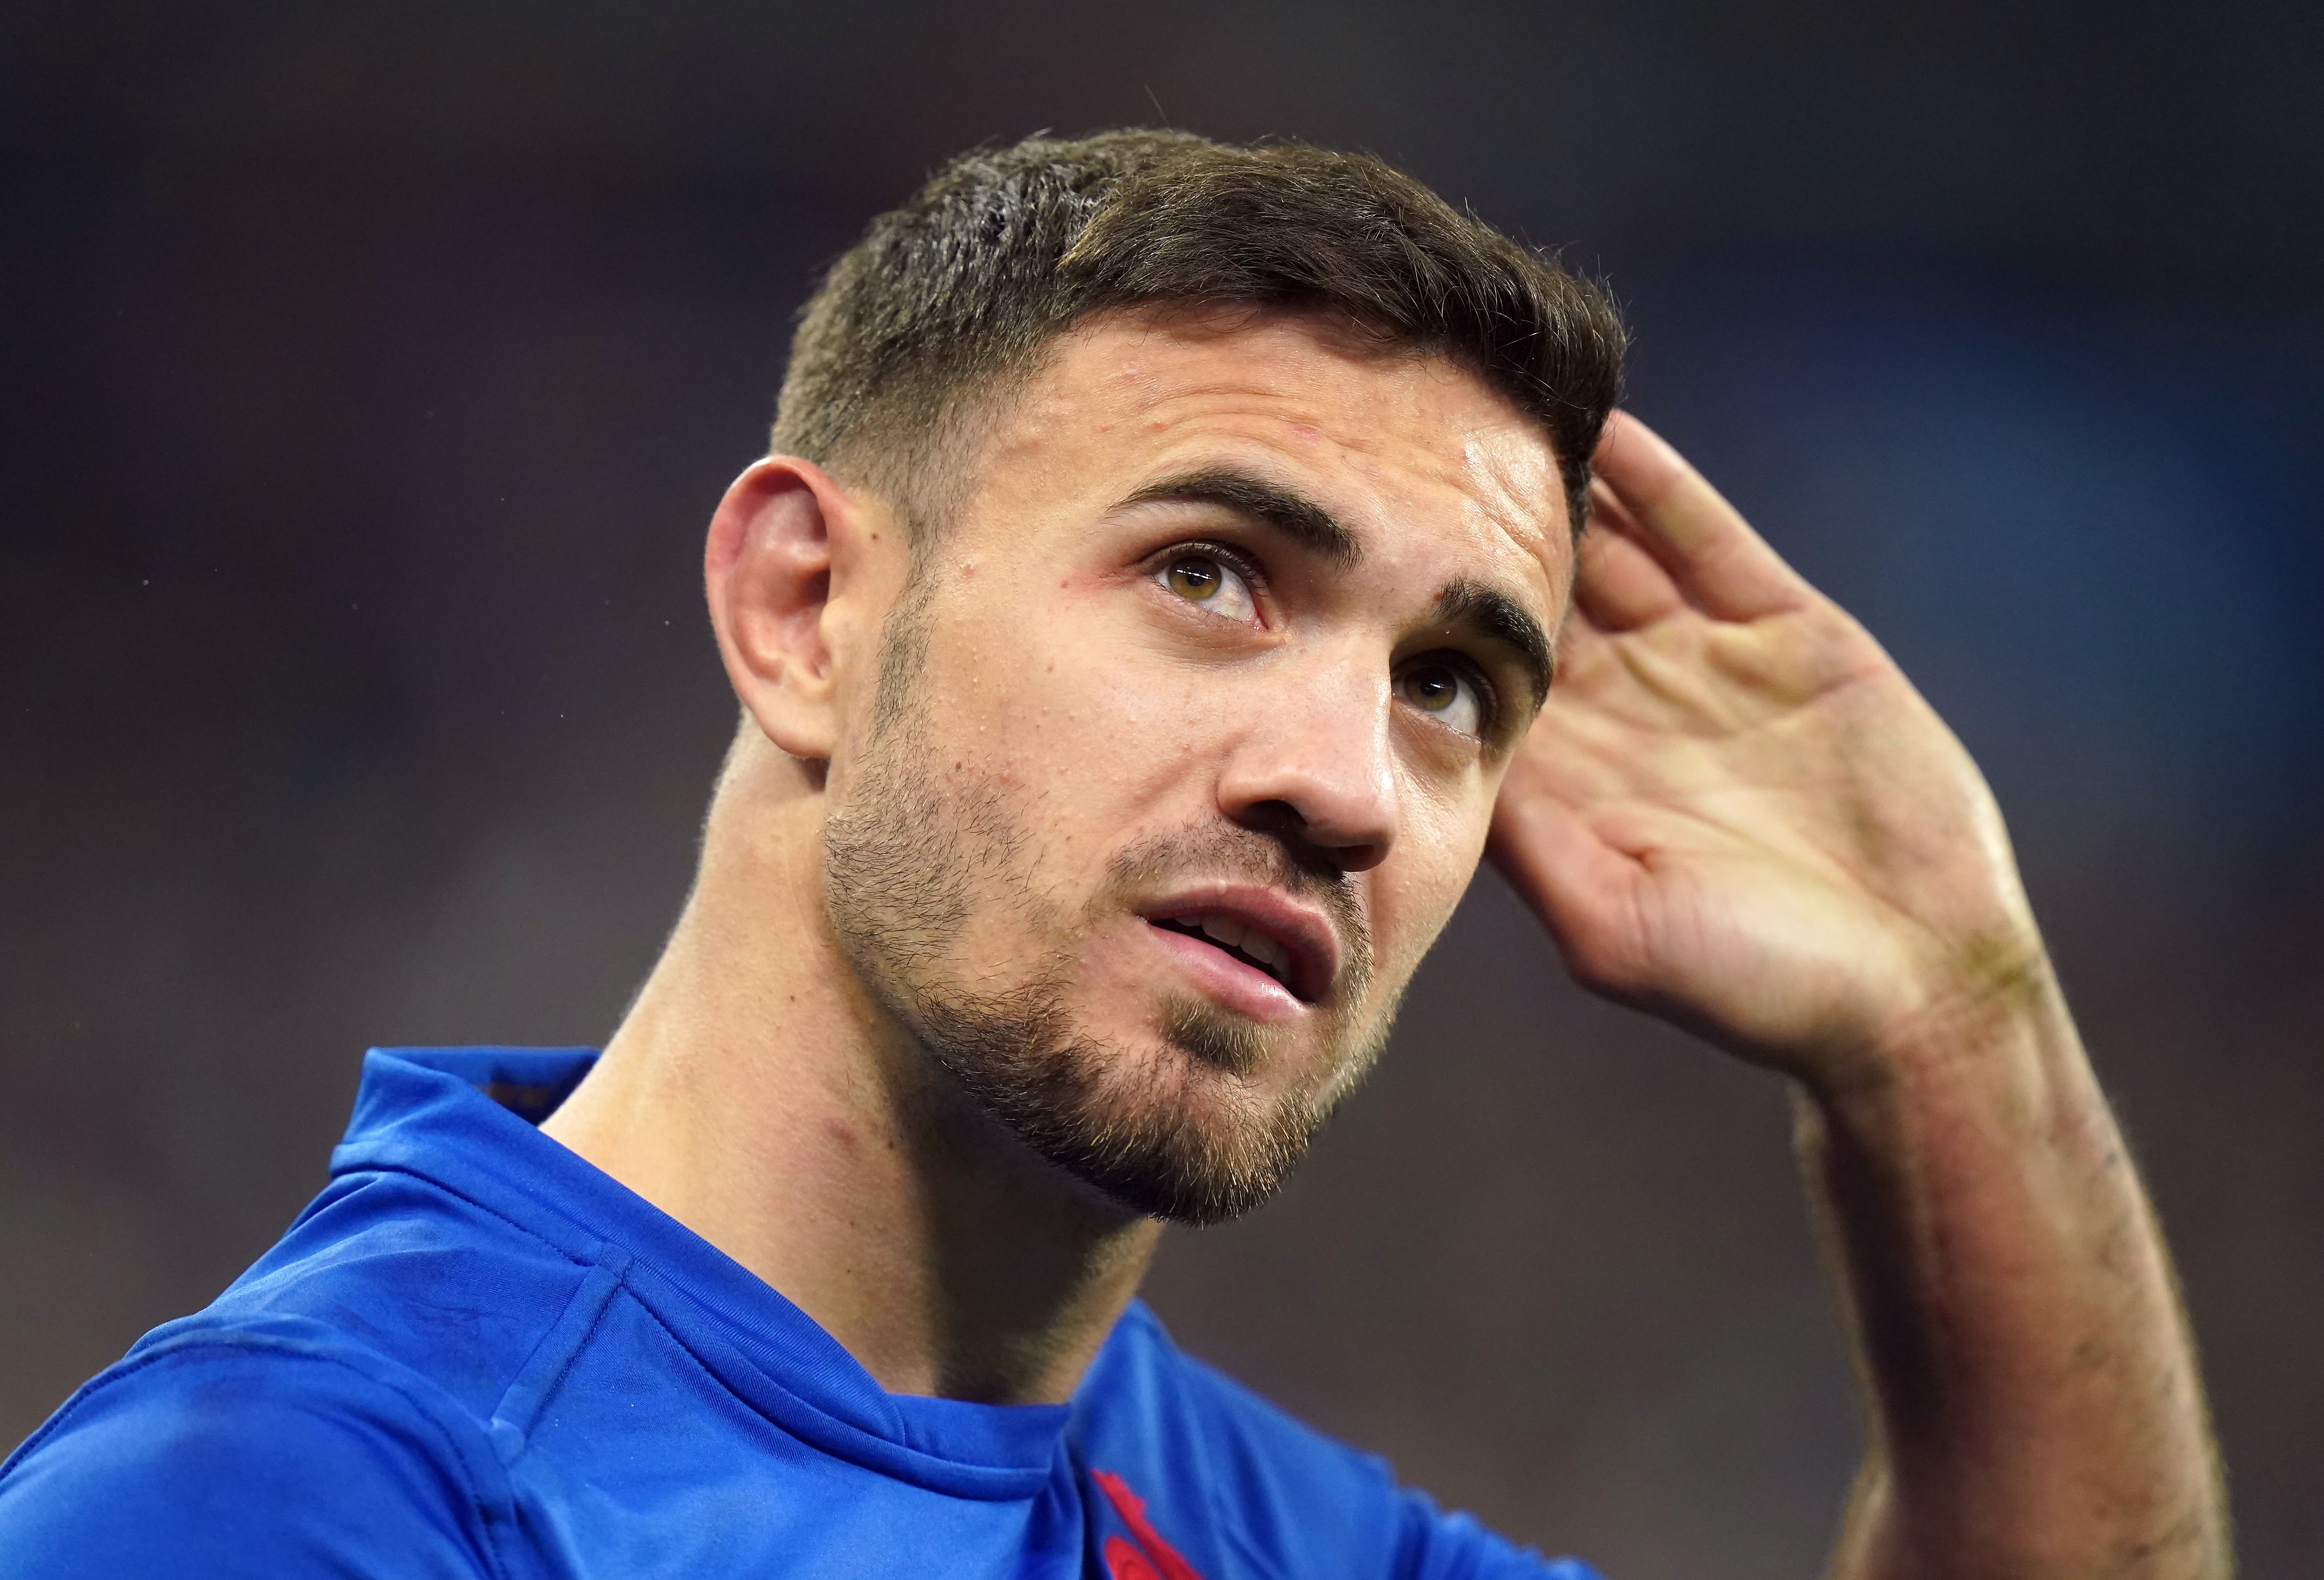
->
xmin=338 ymin=1169 xmax=968 ymax=1485
xmin=615 ymin=1284 xmax=1053 ymax=1501
xmin=324 ymin=1169 xmax=805 ymax=1466
xmin=328 ymin=1168 xmax=884 ymax=1477
xmin=1218 ymin=1520 xmax=1299 ymax=1580
xmin=335 ymin=1163 xmax=599 ymax=1271
xmin=2 ymin=1339 xmax=520 ymax=1580
xmin=346 ymin=1162 xmax=1049 ymax=1500
xmin=486 ymin=1253 xmax=630 ymax=1453
xmin=620 ymin=1289 xmax=831 ymax=1433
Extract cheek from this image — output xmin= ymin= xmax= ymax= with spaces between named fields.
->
xmin=1372 ymin=791 xmax=1495 ymax=973
xmin=923 ymin=609 xmax=1228 ymax=824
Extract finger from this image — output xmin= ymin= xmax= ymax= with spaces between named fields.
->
xmin=1486 ymin=785 xmax=1649 ymax=992
xmin=1548 ymin=608 xmax=1610 ymax=698
xmin=1593 ymin=411 xmax=1810 ymax=621
xmin=1571 ymin=484 xmax=1686 ymax=633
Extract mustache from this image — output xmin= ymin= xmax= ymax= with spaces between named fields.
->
xmin=1100 ymin=821 xmax=1374 ymax=992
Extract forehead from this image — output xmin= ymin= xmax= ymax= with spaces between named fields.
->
xmin=969 ymin=306 xmax=1573 ymax=601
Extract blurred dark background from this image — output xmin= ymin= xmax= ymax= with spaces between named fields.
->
xmin=3 ymin=3 xmax=2319 ymax=1575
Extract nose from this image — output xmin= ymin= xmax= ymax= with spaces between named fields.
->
xmin=1215 ymin=659 xmax=1398 ymax=873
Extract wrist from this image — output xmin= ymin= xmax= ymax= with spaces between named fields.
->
xmin=1799 ymin=931 xmax=2083 ymax=1127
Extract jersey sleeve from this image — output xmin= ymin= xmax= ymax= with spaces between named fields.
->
xmin=1393 ymin=1486 xmax=1606 ymax=1580
xmin=0 ymin=1338 xmax=510 ymax=1580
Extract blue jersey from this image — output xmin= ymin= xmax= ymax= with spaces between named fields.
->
xmin=0 ymin=1047 xmax=1598 ymax=1580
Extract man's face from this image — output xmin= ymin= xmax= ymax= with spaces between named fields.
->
xmin=823 ymin=306 xmax=1571 ymax=1223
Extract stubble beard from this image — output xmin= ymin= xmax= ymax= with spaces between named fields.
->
xmin=821 ymin=615 xmax=1395 ymax=1225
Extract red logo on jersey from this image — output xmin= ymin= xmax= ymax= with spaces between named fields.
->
xmin=1094 ymin=1469 xmax=1207 ymax=1580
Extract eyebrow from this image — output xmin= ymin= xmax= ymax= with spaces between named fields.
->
xmin=1120 ymin=466 xmax=1553 ymax=715
xmin=1119 ymin=468 xmax=1364 ymax=570
xmin=1434 ymin=578 xmax=1555 ymax=716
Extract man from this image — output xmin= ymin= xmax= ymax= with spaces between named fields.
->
xmin=0 ymin=131 xmax=2226 ymax=1578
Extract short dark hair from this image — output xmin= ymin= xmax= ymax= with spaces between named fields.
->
xmin=771 ymin=128 xmax=1626 ymax=539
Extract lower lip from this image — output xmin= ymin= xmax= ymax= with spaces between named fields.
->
xmin=1145 ymin=923 xmax=1308 ymax=1023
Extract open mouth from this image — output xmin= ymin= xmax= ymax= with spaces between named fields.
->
xmin=1150 ymin=913 xmax=1302 ymax=998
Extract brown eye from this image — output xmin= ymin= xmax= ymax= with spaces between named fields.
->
xmin=1156 ymin=552 xmax=1257 ymax=624
xmin=1403 ymin=665 xmax=1458 ymax=710
xmin=1167 ymin=557 xmax=1222 ymax=600
xmin=1396 ymin=659 xmax=1485 ymax=737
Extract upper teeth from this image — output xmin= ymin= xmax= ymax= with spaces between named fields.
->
xmin=1192 ymin=914 xmax=1289 ymax=978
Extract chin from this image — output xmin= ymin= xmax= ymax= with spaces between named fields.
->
xmin=1051 ymin=996 xmax=1390 ymax=1227
xmin=917 ymin=991 xmax=1320 ymax=1225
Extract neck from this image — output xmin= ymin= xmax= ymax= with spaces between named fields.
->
xmin=541 ymin=738 xmax=1161 ymax=1405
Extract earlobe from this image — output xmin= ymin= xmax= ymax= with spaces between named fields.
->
xmin=704 ymin=457 xmax=853 ymax=763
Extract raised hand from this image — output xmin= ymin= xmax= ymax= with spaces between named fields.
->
xmin=1493 ymin=414 xmax=2229 ymax=1579
xmin=1491 ymin=413 xmax=2050 ymax=1084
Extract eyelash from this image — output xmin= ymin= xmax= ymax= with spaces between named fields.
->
xmin=1155 ymin=539 xmax=1269 ymax=603
xmin=1147 ymin=539 xmax=1506 ymax=743
xmin=1410 ymin=651 xmax=1502 ymax=735
xmin=1148 ymin=536 xmax=1273 ymax=623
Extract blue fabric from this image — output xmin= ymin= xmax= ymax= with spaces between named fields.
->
xmin=0 ymin=1047 xmax=1600 ymax=1580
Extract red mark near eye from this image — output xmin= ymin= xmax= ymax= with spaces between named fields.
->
xmin=1094 ymin=1470 xmax=1206 ymax=1580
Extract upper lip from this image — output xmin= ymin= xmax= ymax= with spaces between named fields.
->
xmin=1135 ymin=883 xmax=1342 ymax=1005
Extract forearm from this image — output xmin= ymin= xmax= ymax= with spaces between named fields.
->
xmin=1799 ymin=970 xmax=2228 ymax=1579
xmin=1503 ymin=411 xmax=2234 ymax=1573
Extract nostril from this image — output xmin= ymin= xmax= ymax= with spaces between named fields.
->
xmin=1237 ymin=799 xmax=1307 ymax=837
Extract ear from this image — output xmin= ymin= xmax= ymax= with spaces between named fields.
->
xmin=703 ymin=456 xmax=880 ymax=763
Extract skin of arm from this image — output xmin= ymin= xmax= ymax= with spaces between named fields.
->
xmin=1488 ymin=414 xmax=2231 ymax=1579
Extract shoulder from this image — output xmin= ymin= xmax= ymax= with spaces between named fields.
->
xmin=214 ymin=1166 xmax=611 ymax=1420
xmin=1078 ymin=1305 xmax=1601 ymax=1580
xmin=0 ymin=1167 xmax=607 ymax=1580
xmin=0 ymin=1331 xmax=516 ymax=1579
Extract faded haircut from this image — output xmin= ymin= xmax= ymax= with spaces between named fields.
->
xmin=769 ymin=129 xmax=1627 ymax=542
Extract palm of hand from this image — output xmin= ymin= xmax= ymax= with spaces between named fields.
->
xmin=1491 ymin=416 xmax=2041 ymax=1080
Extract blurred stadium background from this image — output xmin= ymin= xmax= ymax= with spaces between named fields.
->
xmin=3 ymin=4 xmax=2319 ymax=1574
